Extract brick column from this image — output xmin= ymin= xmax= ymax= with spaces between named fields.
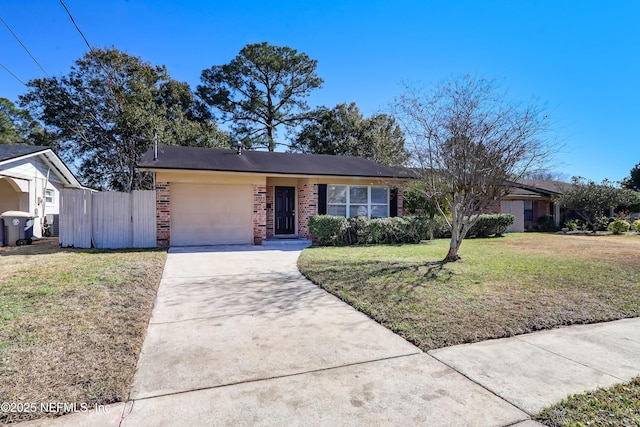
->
xmin=396 ymin=186 xmax=404 ymax=217
xmin=265 ymin=185 xmax=274 ymax=238
xmin=253 ymin=184 xmax=267 ymax=245
xmin=156 ymin=182 xmax=170 ymax=247
xmin=297 ymin=184 xmax=318 ymax=239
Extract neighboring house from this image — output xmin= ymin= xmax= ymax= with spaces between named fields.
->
xmin=0 ymin=144 xmax=82 ymax=238
xmin=500 ymin=179 xmax=571 ymax=232
xmin=138 ymin=145 xmax=407 ymax=246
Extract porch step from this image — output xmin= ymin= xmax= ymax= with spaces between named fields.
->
xmin=262 ymin=237 xmax=312 ymax=249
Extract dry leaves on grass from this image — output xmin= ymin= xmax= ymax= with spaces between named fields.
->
xmin=298 ymin=233 xmax=640 ymax=351
xmin=0 ymin=239 xmax=166 ymax=424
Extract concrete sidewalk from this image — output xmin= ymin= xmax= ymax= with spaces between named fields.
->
xmin=19 ymin=244 xmax=640 ymax=426
xmin=430 ymin=317 xmax=640 ymax=415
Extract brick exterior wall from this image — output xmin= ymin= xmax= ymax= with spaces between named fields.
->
xmin=396 ymin=186 xmax=404 ymax=217
xmin=484 ymin=198 xmax=502 ymax=214
xmin=297 ymin=184 xmax=318 ymax=239
xmin=253 ymin=184 xmax=267 ymax=244
xmin=265 ymin=185 xmax=274 ymax=238
xmin=524 ymin=200 xmax=550 ymax=228
xmin=156 ymin=181 xmax=170 ymax=247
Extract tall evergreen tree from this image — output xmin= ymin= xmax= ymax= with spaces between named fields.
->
xmin=198 ymin=42 xmax=323 ymax=151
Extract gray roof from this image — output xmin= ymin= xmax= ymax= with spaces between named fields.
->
xmin=0 ymin=144 xmax=48 ymax=162
xmin=510 ymin=179 xmax=572 ymax=196
xmin=0 ymin=143 xmax=82 ymax=188
xmin=139 ymin=145 xmax=407 ymax=178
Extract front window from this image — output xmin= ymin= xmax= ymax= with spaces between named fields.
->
xmin=45 ymin=189 xmax=54 ymax=204
xmin=327 ymin=185 xmax=389 ymax=218
xmin=524 ymin=200 xmax=533 ymax=222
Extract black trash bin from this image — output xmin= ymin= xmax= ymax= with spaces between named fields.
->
xmin=0 ymin=211 xmax=35 ymax=246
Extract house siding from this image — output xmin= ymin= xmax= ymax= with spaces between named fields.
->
xmin=0 ymin=157 xmax=70 ymax=238
xmin=156 ymin=181 xmax=170 ymax=247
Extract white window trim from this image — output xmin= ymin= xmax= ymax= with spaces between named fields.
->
xmin=327 ymin=185 xmax=389 ymax=218
xmin=45 ymin=189 xmax=55 ymax=204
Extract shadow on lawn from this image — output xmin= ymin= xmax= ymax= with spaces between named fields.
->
xmin=310 ymin=259 xmax=453 ymax=290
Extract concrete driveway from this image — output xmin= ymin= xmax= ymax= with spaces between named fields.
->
xmin=19 ymin=244 xmax=640 ymax=427
xmin=121 ymin=244 xmax=531 ymax=426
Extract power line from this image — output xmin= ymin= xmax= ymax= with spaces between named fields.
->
xmin=58 ymin=0 xmax=124 ymax=114
xmin=0 ymin=63 xmax=27 ymax=86
xmin=0 ymin=15 xmax=49 ymax=77
xmin=58 ymin=0 xmax=92 ymax=51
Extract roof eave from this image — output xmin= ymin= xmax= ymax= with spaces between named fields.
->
xmin=139 ymin=166 xmax=406 ymax=180
xmin=39 ymin=151 xmax=83 ymax=188
xmin=0 ymin=148 xmax=48 ymax=167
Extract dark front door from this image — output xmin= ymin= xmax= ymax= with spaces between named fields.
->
xmin=275 ymin=186 xmax=295 ymax=234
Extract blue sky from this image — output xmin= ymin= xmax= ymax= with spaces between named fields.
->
xmin=1 ymin=0 xmax=638 ymax=182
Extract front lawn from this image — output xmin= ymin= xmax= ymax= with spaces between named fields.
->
xmin=297 ymin=233 xmax=640 ymax=350
xmin=536 ymin=377 xmax=640 ymax=426
xmin=0 ymin=239 xmax=166 ymax=424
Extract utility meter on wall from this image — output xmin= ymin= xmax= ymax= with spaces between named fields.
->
xmin=12 ymin=218 xmax=19 ymax=226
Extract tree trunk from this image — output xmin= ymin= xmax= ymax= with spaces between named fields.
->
xmin=267 ymin=123 xmax=275 ymax=151
xmin=444 ymin=199 xmax=463 ymax=262
xmin=444 ymin=238 xmax=461 ymax=262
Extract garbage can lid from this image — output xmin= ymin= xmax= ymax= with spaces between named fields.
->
xmin=0 ymin=210 xmax=35 ymax=218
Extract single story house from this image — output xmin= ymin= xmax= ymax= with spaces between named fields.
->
xmin=0 ymin=143 xmax=82 ymax=238
xmin=500 ymin=179 xmax=571 ymax=232
xmin=138 ymin=145 xmax=407 ymax=247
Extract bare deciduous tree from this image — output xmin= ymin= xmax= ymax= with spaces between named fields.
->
xmin=395 ymin=75 xmax=554 ymax=262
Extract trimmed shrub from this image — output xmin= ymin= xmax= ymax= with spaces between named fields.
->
xmin=537 ymin=215 xmax=558 ymax=232
xmin=608 ymin=218 xmax=630 ymax=234
xmin=308 ymin=215 xmax=349 ymax=245
xmin=308 ymin=214 xmax=513 ymax=246
xmin=564 ymin=219 xmax=578 ymax=231
xmin=309 ymin=215 xmax=442 ymax=246
xmin=468 ymin=214 xmax=515 ymax=237
xmin=354 ymin=216 xmax=436 ymax=244
xmin=634 ymin=219 xmax=640 ymax=232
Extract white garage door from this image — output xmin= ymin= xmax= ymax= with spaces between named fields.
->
xmin=171 ymin=184 xmax=253 ymax=246
xmin=500 ymin=200 xmax=525 ymax=232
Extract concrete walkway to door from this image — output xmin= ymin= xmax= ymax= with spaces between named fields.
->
xmin=119 ymin=243 xmax=533 ymax=426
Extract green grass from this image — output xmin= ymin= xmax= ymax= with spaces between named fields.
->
xmin=0 ymin=239 xmax=166 ymax=424
xmin=536 ymin=377 xmax=640 ymax=427
xmin=298 ymin=233 xmax=640 ymax=425
xmin=297 ymin=233 xmax=640 ymax=350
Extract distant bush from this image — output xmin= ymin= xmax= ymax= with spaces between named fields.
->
xmin=308 ymin=215 xmax=349 ymax=246
xmin=564 ymin=219 xmax=578 ymax=231
xmin=468 ymin=214 xmax=515 ymax=237
xmin=634 ymin=219 xmax=640 ymax=232
xmin=608 ymin=218 xmax=630 ymax=234
xmin=594 ymin=215 xmax=611 ymax=232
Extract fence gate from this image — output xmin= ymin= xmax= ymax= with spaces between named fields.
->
xmin=60 ymin=189 xmax=156 ymax=248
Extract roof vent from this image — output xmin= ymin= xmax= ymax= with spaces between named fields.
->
xmin=234 ymin=141 xmax=243 ymax=155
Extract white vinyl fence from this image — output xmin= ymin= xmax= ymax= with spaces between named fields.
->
xmin=60 ymin=189 xmax=156 ymax=248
